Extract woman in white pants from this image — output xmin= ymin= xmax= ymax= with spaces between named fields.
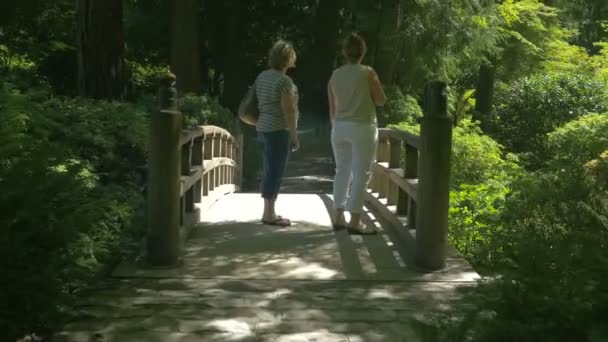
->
xmin=328 ymin=33 xmax=386 ymax=234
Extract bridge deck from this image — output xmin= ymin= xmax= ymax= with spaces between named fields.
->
xmin=54 ymin=134 xmax=479 ymax=342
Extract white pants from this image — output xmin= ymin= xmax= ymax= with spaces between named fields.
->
xmin=331 ymin=121 xmax=378 ymax=213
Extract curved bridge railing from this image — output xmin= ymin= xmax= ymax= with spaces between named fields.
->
xmin=146 ymin=74 xmax=242 ymax=267
xmin=366 ymin=81 xmax=453 ymax=271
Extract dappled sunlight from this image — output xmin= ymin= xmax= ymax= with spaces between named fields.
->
xmin=203 ymin=319 xmax=254 ymax=340
xmin=65 ymin=178 xmax=479 ymax=340
xmin=274 ymin=330 xmax=349 ymax=342
xmin=282 ymin=260 xmax=340 ymax=279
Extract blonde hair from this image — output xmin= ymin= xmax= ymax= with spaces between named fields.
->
xmin=268 ymin=40 xmax=295 ymax=70
xmin=342 ymin=33 xmax=367 ymax=63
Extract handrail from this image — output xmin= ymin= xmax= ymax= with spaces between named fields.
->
xmin=146 ymin=73 xmax=242 ymax=267
xmin=377 ymin=127 xmax=421 ymax=149
xmin=366 ymin=81 xmax=453 ymax=271
xmin=179 ymin=125 xmax=242 ymax=230
xmin=368 ymin=128 xmax=420 ymax=230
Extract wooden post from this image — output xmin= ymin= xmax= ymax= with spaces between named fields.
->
xmin=146 ymin=73 xmax=182 ymax=266
xmin=236 ymin=134 xmax=244 ymax=190
xmin=387 ymin=137 xmax=401 ymax=206
xmin=415 ymin=81 xmax=452 ymax=270
xmin=377 ymin=138 xmax=389 ymax=198
xmin=181 ymin=140 xmax=192 ymax=176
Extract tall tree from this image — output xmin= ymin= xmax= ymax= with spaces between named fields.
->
xmin=171 ymin=0 xmax=202 ymax=94
xmin=473 ymin=60 xmax=496 ymax=128
xmin=77 ymin=0 xmax=126 ymax=100
xmin=221 ymin=0 xmax=250 ymax=112
xmin=373 ymin=0 xmax=402 ymax=85
xmin=302 ymin=0 xmax=342 ymax=118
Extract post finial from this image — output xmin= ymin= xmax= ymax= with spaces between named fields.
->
xmin=159 ymin=71 xmax=178 ymax=110
xmin=424 ymin=80 xmax=448 ymax=118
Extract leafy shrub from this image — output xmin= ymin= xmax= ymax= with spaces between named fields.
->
xmin=0 ymin=83 xmax=146 ymax=340
xmin=448 ymin=181 xmax=509 ymax=266
xmin=457 ymin=170 xmax=608 ymax=341
xmin=448 ymin=120 xmax=520 ymax=267
xmin=381 ymin=85 xmax=423 ymax=126
xmin=128 ymin=61 xmax=170 ymax=98
xmin=490 ymin=72 xmax=608 ymax=168
xmin=451 ymin=120 xmax=520 ymax=187
xmin=36 ymin=96 xmax=149 ymax=185
xmin=178 ymin=94 xmax=237 ymax=131
xmin=548 ymin=113 xmax=608 ymax=169
xmin=390 ymin=120 xmax=520 ymax=266
xmin=0 ymin=46 xmax=42 ymax=90
xmin=434 ymin=115 xmax=608 ymax=342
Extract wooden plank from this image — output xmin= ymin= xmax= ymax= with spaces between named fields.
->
xmin=202 ymin=158 xmax=236 ymax=175
xmin=179 ymin=126 xmax=204 ymax=146
xmin=179 ymin=166 xmax=204 ymax=196
xmin=378 ymin=128 xmax=420 ymax=149
xmin=372 ymin=163 xmax=418 ymax=201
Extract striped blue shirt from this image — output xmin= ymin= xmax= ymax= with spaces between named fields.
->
xmin=255 ymin=69 xmax=298 ymax=132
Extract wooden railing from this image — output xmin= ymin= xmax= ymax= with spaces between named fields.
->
xmin=179 ymin=125 xmax=242 ymax=227
xmin=146 ymin=73 xmax=242 ymax=267
xmin=366 ymin=81 xmax=453 ymax=271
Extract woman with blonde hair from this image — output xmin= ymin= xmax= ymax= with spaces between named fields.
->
xmin=328 ymin=33 xmax=386 ymax=234
xmin=255 ymin=40 xmax=300 ymax=226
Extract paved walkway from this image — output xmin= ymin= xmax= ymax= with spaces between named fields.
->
xmin=54 ymin=134 xmax=479 ymax=342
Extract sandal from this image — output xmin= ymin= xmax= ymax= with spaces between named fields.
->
xmin=261 ymin=215 xmax=291 ymax=227
xmin=346 ymin=225 xmax=377 ymax=235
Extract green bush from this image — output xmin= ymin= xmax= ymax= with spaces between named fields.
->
xmin=490 ymin=72 xmax=608 ymax=168
xmin=37 ymin=96 xmax=149 ymax=184
xmin=127 ymin=61 xmax=169 ymax=98
xmin=178 ymin=94 xmax=237 ymax=131
xmin=381 ymin=86 xmax=423 ymax=126
xmin=434 ymin=115 xmax=608 ymax=342
xmin=0 ymin=83 xmax=146 ymax=340
xmin=447 ymin=120 xmax=520 ymax=267
xmin=451 ymin=120 xmax=520 ymax=187
xmin=455 ymin=170 xmax=608 ymax=341
xmin=548 ymin=113 xmax=608 ymax=170
xmin=0 ymin=79 xmax=239 ymax=339
xmin=390 ymin=120 xmax=520 ymax=266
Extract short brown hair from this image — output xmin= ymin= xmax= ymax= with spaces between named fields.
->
xmin=268 ymin=40 xmax=295 ymax=70
xmin=342 ymin=33 xmax=367 ymax=63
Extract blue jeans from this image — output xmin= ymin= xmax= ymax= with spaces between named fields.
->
xmin=258 ymin=130 xmax=291 ymax=200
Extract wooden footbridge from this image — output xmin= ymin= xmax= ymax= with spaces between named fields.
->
xmin=53 ymin=78 xmax=478 ymax=342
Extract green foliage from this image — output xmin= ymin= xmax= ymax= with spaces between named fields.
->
xmin=128 ymin=61 xmax=170 ymax=98
xmin=178 ymin=94 xmax=237 ymax=131
xmin=36 ymin=97 xmax=149 ymax=184
xmin=433 ymin=115 xmax=608 ymax=341
xmin=447 ymin=120 xmax=520 ymax=266
xmin=490 ymin=72 xmax=608 ymax=168
xmin=382 ymin=86 xmax=423 ymax=126
xmin=448 ymin=181 xmax=509 ymax=265
xmin=496 ymin=0 xmax=567 ymax=80
xmin=451 ymin=120 xmax=520 ymax=187
xmin=0 ymin=83 xmax=146 ymax=340
xmin=452 ymin=169 xmax=608 ymax=341
xmin=548 ymin=113 xmax=608 ymax=169
xmin=390 ymin=119 xmax=520 ymax=267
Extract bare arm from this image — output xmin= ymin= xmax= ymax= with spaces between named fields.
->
xmin=368 ymin=68 xmax=386 ymax=106
xmin=281 ymin=92 xmax=299 ymax=138
xmin=328 ymin=80 xmax=336 ymax=122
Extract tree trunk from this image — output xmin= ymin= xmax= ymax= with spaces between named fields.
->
xmin=171 ymin=0 xmax=202 ymax=94
xmin=473 ymin=61 xmax=495 ymax=130
xmin=77 ymin=0 xmax=126 ymax=100
xmin=221 ymin=0 xmax=248 ymax=113
xmin=302 ymin=0 xmax=342 ymax=120
xmin=373 ymin=0 xmax=402 ymax=85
